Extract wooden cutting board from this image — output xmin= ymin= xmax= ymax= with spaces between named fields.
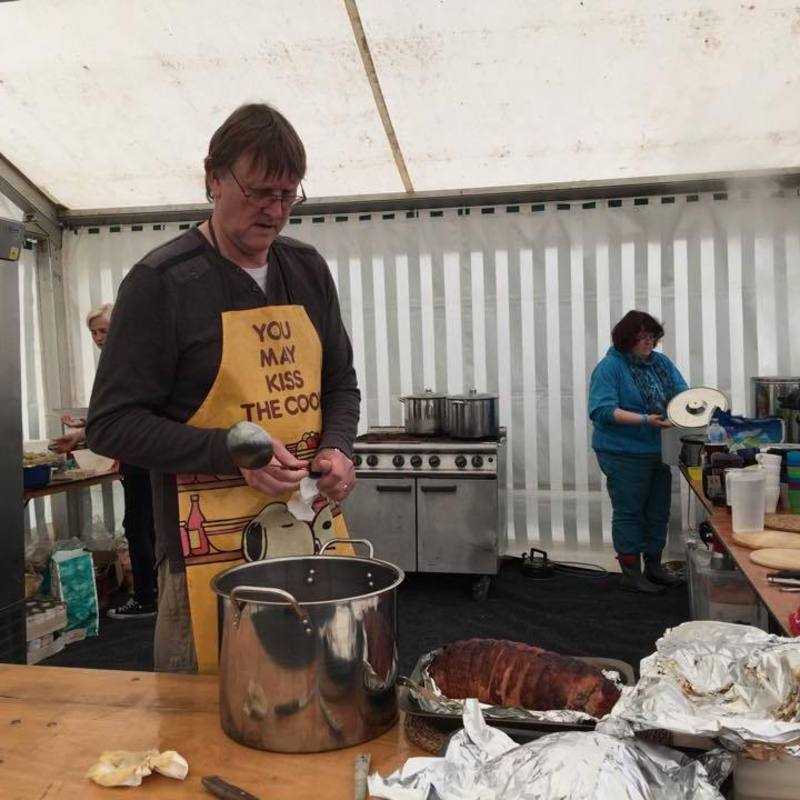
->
xmin=750 ymin=548 xmax=800 ymax=570
xmin=765 ymin=513 xmax=800 ymax=533
xmin=733 ymin=530 xmax=800 ymax=550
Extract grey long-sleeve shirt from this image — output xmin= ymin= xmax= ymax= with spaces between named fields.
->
xmin=86 ymin=227 xmax=360 ymax=568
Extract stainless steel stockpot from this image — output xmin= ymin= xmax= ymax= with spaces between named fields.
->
xmin=210 ymin=540 xmax=403 ymax=753
xmin=447 ymin=389 xmax=500 ymax=439
xmin=400 ymin=388 xmax=448 ymax=435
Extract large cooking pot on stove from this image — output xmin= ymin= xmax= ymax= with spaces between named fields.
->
xmin=447 ymin=388 xmax=500 ymax=439
xmin=211 ymin=539 xmax=403 ymax=753
xmin=399 ymin=388 xmax=448 ymax=435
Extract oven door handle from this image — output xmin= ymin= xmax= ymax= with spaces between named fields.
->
xmin=376 ymin=485 xmax=413 ymax=493
xmin=420 ymin=485 xmax=458 ymax=493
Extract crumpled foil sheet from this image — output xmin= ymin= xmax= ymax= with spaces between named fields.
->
xmin=368 ymin=699 xmax=733 ymax=799
xmin=404 ymin=648 xmax=623 ymax=725
xmin=606 ymin=621 xmax=800 ymax=753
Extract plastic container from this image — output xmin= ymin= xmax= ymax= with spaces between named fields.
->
xmin=756 ymin=452 xmax=783 ymax=468
xmin=23 ymin=464 xmax=52 ymax=490
xmin=727 ymin=470 xmax=766 ymax=532
xmin=707 ymin=420 xmax=727 ymax=444
xmin=687 ymin=546 xmax=768 ymax=629
xmin=765 ymin=484 xmax=781 ymax=513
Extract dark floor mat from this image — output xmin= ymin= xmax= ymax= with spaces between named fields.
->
xmin=41 ymin=559 xmax=690 ymax=676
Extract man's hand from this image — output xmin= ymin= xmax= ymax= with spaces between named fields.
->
xmin=312 ymin=448 xmax=356 ymax=504
xmin=241 ymin=436 xmax=310 ymax=497
xmin=50 ymin=428 xmax=86 ymax=454
xmin=61 ymin=413 xmax=86 ymax=429
xmin=647 ymin=414 xmax=673 ymax=429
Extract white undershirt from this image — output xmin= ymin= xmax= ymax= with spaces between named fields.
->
xmin=244 ymin=263 xmax=269 ymax=294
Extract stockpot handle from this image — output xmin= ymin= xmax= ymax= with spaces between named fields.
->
xmin=229 ymin=585 xmax=313 ymax=634
xmin=319 ymin=538 xmax=375 ymax=559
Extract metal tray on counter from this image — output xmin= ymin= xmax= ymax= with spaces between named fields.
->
xmin=399 ymin=655 xmax=636 ymax=740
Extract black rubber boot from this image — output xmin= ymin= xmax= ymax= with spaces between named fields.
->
xmin=644 ymin=552 xmax=685 ymax=587
xmin=618 ymin=555 xmax=665 ymax=594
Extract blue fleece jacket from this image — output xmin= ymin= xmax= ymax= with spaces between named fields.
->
xmin=588 ymin=347 xmax=688 ymax=455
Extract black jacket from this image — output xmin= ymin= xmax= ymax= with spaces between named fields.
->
xmin=86 ymin=227 xmax=359 ymax=567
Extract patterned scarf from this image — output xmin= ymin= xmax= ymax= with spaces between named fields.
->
xmin=625 ymin=353 xmax=677 ymax=416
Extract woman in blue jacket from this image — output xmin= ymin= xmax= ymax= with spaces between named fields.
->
xmin=588 ymin=310 xmax=688 ymax=594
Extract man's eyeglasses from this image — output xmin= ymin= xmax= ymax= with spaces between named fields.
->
xmin=228 ymin=168 xmax=306 ymax=210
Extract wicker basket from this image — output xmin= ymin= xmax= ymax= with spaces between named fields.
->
xmin=404 ymin=714 xmax=450 ymax=755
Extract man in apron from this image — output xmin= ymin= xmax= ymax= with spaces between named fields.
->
xmin=86 ymin=103 xmax=359 ymax=673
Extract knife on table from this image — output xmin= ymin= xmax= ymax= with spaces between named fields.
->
xmin=202 ymin=775 xmax=261 ymax=800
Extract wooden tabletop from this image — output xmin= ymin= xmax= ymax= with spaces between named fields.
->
xmin=680 ymin=466 xmax=797 ymax=635
xmin=0 ymin=664 xmax=424 ymax=799
xmin=23 ymin=471 xmax=121 ymax=502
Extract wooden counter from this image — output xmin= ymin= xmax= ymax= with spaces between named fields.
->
xmin=681 ymin=466 xmax=797 ymax=635
xmin=0 ymin=664 xmax=424 ymax=799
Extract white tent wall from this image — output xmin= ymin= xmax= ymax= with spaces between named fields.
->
xmin=17 ymin=242 xmax=53 ymax=547
xmin=59 ymin=193 xmax=800 ymax=559
xmin=3 ymin=1 xmax=800 ymax=208
xmin=1 ymin=192 xmax=50 ymax=545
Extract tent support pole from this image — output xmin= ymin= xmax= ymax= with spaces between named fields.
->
xmin=0 ymin=153 xmax=61 ymax=239
xmin=344 ymin=0 xmax=414 ymax=193
xmin=58 ymin=168 xmax=800 ymax=227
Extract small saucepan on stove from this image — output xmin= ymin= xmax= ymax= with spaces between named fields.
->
xmin=447 ymin=389 xmax=499 ymax=439
xmin=400 ymin=389 xmax=448 ymax=435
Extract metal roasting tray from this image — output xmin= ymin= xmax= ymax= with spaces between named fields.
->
xmin=399 ymin=655 xmax=636 ymax=738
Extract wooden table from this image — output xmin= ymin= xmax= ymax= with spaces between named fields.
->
xmin=681 ymin=466 xmax=797 ymax=635
xmin=23 ymin=471 xmax=121 ymax=504
xmin=0 ymin=664 xmax=424 ymax=799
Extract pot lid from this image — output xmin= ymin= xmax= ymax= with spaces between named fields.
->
xmin=667 ymin=387 xmax=729 ymax=428
xmin=400 ymin=387 xmax=447 ymax=400
xmin=448 ymin=387 xmax=499 ymax=401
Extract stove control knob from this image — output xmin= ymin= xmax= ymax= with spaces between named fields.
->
xmin=366 ymin=454 xmax=379 ymax=468
xmin=455 ymin=455 xmax=467 ymax=469
xmin=410 ymin=455 xmax=423 ymax=468
xmin=353 ymin=454 xmax=362 ymax=467
xmin=392 ymin=454 xmax=405 ymax=468
xmin=429 ymin=455 xmax=441 ymax=468
xmin=471 ymin=455 xmax=484 ymax=469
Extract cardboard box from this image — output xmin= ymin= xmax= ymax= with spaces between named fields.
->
xmin=25 ymin=598 xmax=67 ymax=642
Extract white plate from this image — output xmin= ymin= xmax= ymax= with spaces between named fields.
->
xmin=71 ymin=449 xmax=115 ymax=474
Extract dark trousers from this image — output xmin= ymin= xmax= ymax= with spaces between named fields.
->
xmin=121 ymin=467 xmax=157 ymax=604
xmin=595 ymin=451 xmax=672 ymax=557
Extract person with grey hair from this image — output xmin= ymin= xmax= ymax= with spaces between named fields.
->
xmin=51 ymin=303 xmax=114 ymax=451
xmin=53 ymin=302 xmax=158 ymax=619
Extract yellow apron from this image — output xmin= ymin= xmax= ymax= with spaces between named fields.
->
xmin=177 ymin=305 xmax=348 ymax=673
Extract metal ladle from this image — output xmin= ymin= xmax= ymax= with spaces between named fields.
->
xmin=226 ymin=421 xmax=274 ymax=469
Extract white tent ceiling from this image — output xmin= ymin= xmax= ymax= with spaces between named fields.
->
xmin=1 ymin=0 xmax=800 ymax=211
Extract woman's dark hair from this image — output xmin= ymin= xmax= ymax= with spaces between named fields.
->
xmin=612 ymin=310 xmax=665 ymax=352
xmin=204 ymin=103 xmax=306 ymax=201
